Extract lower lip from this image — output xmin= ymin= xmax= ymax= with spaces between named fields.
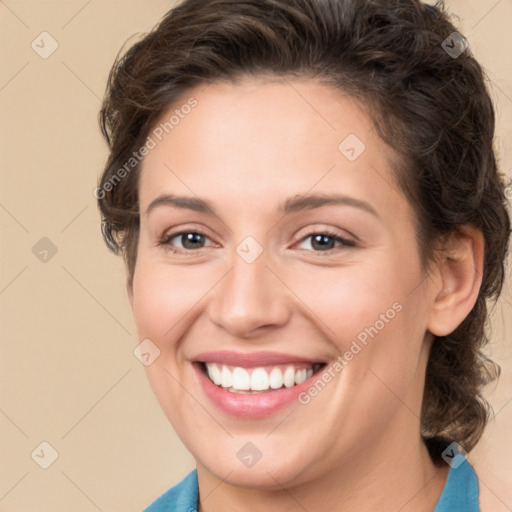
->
xmin=194 ymin=363 xmax=318 ymax=418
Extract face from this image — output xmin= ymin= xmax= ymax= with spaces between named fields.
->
xmin=129 ymin=77 xmax=436 ymax=488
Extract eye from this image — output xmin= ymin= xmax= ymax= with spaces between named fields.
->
xmin=297 ymin=231 xmax=356 ymax=252
xmin=158 ymin=231 xmax=216 ymax=251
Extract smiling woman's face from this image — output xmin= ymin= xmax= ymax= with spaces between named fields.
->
xmin=128 ymin=77 xmax=438 ymax=489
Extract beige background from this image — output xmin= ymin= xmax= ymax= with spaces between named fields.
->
xmin=0 ymin=0 xmax=511 ymax=511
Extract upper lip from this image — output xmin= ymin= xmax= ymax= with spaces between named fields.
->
xmin=193 ymin=350 xmax=325 ymax=367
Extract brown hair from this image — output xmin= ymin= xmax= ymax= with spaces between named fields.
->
xmin=97 ymin=0 xmax=510 ymax=457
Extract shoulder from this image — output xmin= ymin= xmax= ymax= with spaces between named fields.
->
xmin=143 ymin=470 xmax=198 ymax=512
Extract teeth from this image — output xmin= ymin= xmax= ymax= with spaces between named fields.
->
xmin=232 ymin=367 xmax=250 ymax=390
xmin=205 ymin=363 xmax=318 ymax=392
xmin=295 ymin=368 xmax=307 ymax=385
xmin=283 ymin=366 xmax=295 ymax=388
xmin=269 ymin=367 xmax=283 ymax=389
xmin=251 ymin=368 xmax=269 ymax=391
xmin=209 ymin=363 xmax=222 ymax=385
xmin=221 ymin=365 xmax=232 ymax=388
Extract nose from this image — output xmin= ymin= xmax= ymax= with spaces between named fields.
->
xmin=207 ymin=250 xmax=291 ymax=339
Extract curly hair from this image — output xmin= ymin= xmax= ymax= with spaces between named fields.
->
xmin=97 ymin=0 xmax=510 ymax=457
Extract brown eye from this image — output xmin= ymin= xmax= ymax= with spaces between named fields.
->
xmin=311 ymin=234 xmax=336 ymax=250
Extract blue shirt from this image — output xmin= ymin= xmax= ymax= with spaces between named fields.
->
xmin=144 ymin=458 xmax=479 ymax=511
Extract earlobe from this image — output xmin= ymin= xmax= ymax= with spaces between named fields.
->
xmin=427 ymin=226 xmax=484 ymax=337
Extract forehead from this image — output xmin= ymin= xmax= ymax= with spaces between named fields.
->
xmin=138 ymin=77 xmax=404 ymax=216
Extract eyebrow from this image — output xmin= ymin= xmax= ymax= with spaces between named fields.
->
xmin=146 ymin=195 xmax=214 ymax=216
xmin=282 ymin=193 xmax=378 ymax=217
xmin=145 ymin=193 xmax=378 ymax=218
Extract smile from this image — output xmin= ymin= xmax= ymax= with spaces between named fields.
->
xmin=202 ymin=362 xmax=323 ymax=393
xmin=192 ymin=351 xmax=328 ymax=418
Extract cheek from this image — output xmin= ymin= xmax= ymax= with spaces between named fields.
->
xmin=285 ymin=261 xmax=415 ymax=347
xmin=285 ymin=254 xmax=428 ymax=394
xmin=131 ymin=258 xmax=214 ymax=342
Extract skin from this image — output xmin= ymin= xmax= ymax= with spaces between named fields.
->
xmin=127 ymin=76 xmax=483 ymax=511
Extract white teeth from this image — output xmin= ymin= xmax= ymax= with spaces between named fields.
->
xmin=251 ymin=368 xmax=269 ymax=391
xmin=221 ymin=365 xmax=232 ymax=388
xmin=205 ymin=363 xmax=319 ymax=392
xmin=283 ymin=366 xmax=295 ymax=388
xmin=232 ymin=367 xmax=250 ymax=390
xmin=269 ymin=367 xmax=284 ymax=389
xmin=208 ymin=363 xmax=222 ymax=385
xmin=295 ymin=368 xmax=307 ymax=385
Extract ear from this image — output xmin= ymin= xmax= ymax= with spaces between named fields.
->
xmin=427 ymin=226 xmax=484 ymax=337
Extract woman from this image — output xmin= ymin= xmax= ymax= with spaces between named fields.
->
xmin=96 ymin=0 xmax=510 ymax=510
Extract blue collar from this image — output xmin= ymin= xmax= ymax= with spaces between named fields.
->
xmin=434 ymin=457 xmax=479 ymax=511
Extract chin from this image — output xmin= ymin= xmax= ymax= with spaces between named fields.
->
xmin=193 ymin=435 xmax=322 ymax=490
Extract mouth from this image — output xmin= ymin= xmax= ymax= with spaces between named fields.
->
xmin=198 ymin=361 xmax=326 ymax=394
xmin=191 ymin=351 xmax=328 ymax=418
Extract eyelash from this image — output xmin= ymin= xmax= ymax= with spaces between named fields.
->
xmin=157 ymin=229 xmax=356 ymax=254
